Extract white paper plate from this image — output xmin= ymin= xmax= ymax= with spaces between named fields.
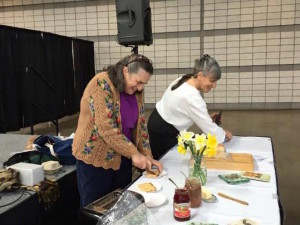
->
xmin=142 ymin=170 xmax=168 ymax=179
xmin=144 ymin=193 xmax=167 ymax=208
xmin=136 ymin=181 xmax=162 ymax=193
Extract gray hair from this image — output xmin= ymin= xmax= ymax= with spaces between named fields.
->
xmin=171 ymin=54 xmax=221 ymax=91
xmin=105 ymin=54 xmax=153 ymax=92
xmin=194 ymin=54 xmax=221 ymax=80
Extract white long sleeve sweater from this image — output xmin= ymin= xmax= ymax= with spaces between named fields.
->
xmin=156 ymin=78 xmax=226 ymax=143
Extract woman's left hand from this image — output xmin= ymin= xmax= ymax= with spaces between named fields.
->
xmin=147 ymin=155 xmax=163 ymax=172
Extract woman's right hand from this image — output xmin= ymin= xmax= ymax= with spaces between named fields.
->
xmin=131 ymin=152 xmax=152 ymax=171
xmin=210 ymin=112 xmax=219 ymax=122
xmin=225 ymin=130 xmax=232 ymax=142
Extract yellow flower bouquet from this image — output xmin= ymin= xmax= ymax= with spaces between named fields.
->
xmin=177 ymin=130 xmax=218 ymax=185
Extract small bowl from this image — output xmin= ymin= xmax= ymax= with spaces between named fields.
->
xmin=44 ymin=165 xmax=62 ymax=175
xmin=202 ymin=194 xmax=218 ymax=203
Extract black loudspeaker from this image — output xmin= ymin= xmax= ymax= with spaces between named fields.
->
xmin=115 ymin=0 xmax=153 ymax=46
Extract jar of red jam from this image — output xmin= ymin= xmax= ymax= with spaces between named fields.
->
xmin=173 ymin=188 xmax=191 ymax=221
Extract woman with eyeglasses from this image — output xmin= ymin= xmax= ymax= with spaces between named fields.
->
xmin=147 ymin=54 xmax=232 ymax=160
xmin=72 ymin=54 xmax=163 ymax=208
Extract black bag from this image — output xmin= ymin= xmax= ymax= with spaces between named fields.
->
xmin=3 ymin=151 xmax=58 ymax=168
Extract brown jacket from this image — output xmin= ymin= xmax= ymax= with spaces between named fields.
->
xmin=72 ymin=72 xmax=152 ymax=170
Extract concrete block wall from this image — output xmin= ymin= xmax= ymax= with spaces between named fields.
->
xmin=0 ymin=0 xmax=299 ymax=109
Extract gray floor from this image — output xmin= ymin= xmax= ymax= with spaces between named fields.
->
xmin=8 ymin=109 xmax=300 ymax=225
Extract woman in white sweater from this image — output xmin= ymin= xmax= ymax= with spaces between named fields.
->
xmin=147 ymin=54 xmax=232 ymax=160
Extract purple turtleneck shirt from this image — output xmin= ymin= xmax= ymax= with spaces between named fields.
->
xmin=120 ymin=92 xmax=138 ymax=142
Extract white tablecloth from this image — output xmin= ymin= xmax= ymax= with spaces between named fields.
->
xmin=128 ymin=136 xmax=281 ymax=225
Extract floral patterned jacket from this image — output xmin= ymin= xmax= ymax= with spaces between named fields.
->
xmin=72 ymin=72 xmax=152 ymax=170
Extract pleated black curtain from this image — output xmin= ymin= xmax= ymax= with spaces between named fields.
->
xmin=0 ymin=27 xmax=21 ymax=132
xmin=43 ymin=33 xmax=74 ymax=118
xmin=0 ymin=25 xmax=95 ymax=133
xmin=72 ymin=39 xmax=95 ymax=111
xmin=14 ymin=29 xmax=48 ymax=127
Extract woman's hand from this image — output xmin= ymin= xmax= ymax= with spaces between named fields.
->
xmin=146 ymin=155 xmax=163 ymax=172
xmin=225 ymin=129 xmax=232 ymax=142
xmin=131 ymin=152 xmax=152 ymax=170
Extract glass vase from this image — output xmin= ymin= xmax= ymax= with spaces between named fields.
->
xmin=188 ymin=156 xmax=207 ymax=186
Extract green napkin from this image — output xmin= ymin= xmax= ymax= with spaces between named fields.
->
xmin=218 ymin=173 xmax=250 ymax=184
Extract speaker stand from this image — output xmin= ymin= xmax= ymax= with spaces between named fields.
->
xmin=131 ymin=45 xmax=138 ymax=54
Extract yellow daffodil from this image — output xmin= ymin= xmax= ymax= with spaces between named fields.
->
xmin=205 ymin=133 xmax=217 ymax=157
xmin=180 ymin=130 xmax=195 ymax=141
xmin=178 ymin=145 xmax=186 ymax=155
xmin=204 ymin=146 xmax=216 ymax=157
xmin=178 ymin=135 xmax=184 ymax=147
xmin=178 ymin=131 xmax=217 ymax=162
xmin=177 ymin=131 xmax=218 ymax=186
xmin=207 ymin=134 xmax=217 ymax=149
xmin=194 ymin=133 xmax=206 ymax=150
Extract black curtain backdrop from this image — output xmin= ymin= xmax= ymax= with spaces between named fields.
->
xmin=0 ymin=25 xmax=94 ymax=133
xmin=0 ymin=27 xmax=21 ymax=132
xmin=43 ymin=33 xmax=74 ymax=118
xmin=15 ymin=29 xmax=47 ymax=127
xmin=73 ymin=39 xmax=95 ymax=112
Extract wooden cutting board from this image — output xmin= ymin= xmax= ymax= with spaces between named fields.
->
xmin=205 ymin=153 xmax=254 ymax=171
